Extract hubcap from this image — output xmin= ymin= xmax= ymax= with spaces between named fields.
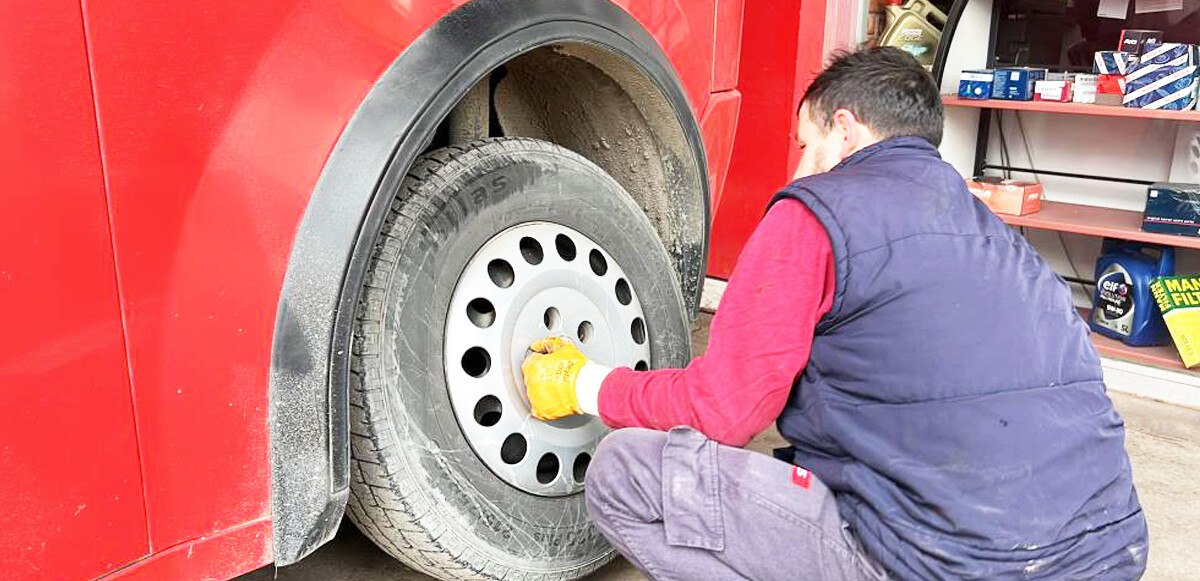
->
xmin=444 ymin=222 xmax=651 ymax=496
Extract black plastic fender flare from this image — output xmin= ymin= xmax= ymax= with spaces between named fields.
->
xmin=268 ymin=0 xmax=709 ymax=565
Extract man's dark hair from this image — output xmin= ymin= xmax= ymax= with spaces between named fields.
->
xmin=801 ymin=46 xmax=943 ymax=146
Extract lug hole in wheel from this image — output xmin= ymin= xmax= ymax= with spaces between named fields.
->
xmin=487 ymin=259 xmax=514 ymax=288
xmin=462 ymin=347 xmax=491 ymax=378
xmin=473 ymin=396 xmax=502 ymax=427
xmin=634 ymin=360 xmax=648 ymax=371
xmin=555 ymin=234 xmax=577 ymax=261
xmin=520 ymin=237 xmax=544 ymax=265
xmin=544 ymin=307 xmax=562 ymax=330
xmin=589 ymin=249 xmax=608 ymax=276
xmin=536 ymin=453 xmax=560 ymax=484
xmin=615 ymin=278 xmax=632 ymax=305
xmin=631 ymin=317 xmax=646 ymax=345
xmin=501 ymin=433 xmax=527 ymax=465
xmin=573 ymin=453 xmax=591 ymax=483
xmin=466 ymin=298 xmax=496 ymax=328
xmin=577 ymin=321 xmax=594 ymax=344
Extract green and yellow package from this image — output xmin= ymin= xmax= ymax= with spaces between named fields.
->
xmin=1150 ymin=275 xmax=1200 ymax=367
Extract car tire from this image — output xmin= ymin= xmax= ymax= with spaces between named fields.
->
xmin=347 ymin=137 xmax=692 ymax=580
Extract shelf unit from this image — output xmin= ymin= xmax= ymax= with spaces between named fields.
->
xmin=1078 ymin=309 xmax=1197 ymax=374
xmin=991 ymin=202 xmax=1200 ymax=373
xmin=943 ymin=96 xmax=1200 ymax=123
xmin=941 ymin=95 xmax=1200 ymax=374
xmin=997 ymin=201 xmax=1200 ymax=250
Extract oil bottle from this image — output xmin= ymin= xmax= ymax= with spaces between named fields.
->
xmin=879 ymin=0 xmax=947 ymax=70
xmin=1090 ymin=240 xmax=1174 ymax=347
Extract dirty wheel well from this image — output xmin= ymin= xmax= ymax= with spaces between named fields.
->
xmin=432 ymin=43 xmax=707 ymax=311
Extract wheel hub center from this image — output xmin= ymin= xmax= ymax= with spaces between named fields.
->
xmin=443 ymin=222 xmax=651 ymax=496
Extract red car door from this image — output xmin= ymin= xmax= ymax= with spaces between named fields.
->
xmin=0 ymin=3 xmax=150 ymax=580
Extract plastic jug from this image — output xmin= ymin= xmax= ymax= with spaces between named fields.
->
xmin=880 ymin=0 xmax=947 ymax=70
xmin=1090 ymin=240 xmax=1175 ymax=346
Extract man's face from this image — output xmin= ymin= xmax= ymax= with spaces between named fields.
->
xmin=793 ymin=104 xmax=843 ymax=180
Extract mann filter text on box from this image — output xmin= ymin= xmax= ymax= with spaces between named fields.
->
xmin=1151 ymin=274 xmax=1200 ymax=367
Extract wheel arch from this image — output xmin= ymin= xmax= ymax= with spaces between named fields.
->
xmin=269 ymin=0 xmax=709 ymax=565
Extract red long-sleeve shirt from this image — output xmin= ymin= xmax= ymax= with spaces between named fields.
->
xmin=597 ymin=198 xmax=836 ymax=447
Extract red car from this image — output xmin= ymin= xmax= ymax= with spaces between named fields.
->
xmin=1 ymin=1 xmax=823 ymax=579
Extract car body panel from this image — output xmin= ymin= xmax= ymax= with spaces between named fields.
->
xmin=96 ymin=518 xmax=271 ymax=581
xmin=700 ymin=89 xmax=743 ymax=211
xmin=79 ymin=0 xmax=727 ymax=567
xmin=0 ymin=3 xmax=149 ymax=580
xmin=1 ymin=0 xmax=821 ymax=577
xmin=708 ymin=0 xmax=826 ymax=278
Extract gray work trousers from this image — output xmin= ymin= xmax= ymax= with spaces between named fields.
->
xmin=585 ymin=427 xmax=892 ymax=581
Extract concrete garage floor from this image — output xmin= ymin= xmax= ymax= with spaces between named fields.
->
xmin=240 ymin=314 xmax=1200 ymax=581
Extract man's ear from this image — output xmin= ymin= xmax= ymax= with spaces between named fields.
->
xmin=831 ymin=109 xmax=861 ymax=157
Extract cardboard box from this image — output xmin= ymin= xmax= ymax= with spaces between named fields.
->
xmin=958 ymin=69 xmax=994 ymax=99
xmin=1096 ymin=74 xmax=1127 ymax=105
xmin=1123 ymin=43 xmax=1199 ymax=111
xmin=967 ymin=177 xmax=1043 ymax=216
xmin=1098 ymin=74 xmax=1127 ymax=94
xmin=1073 ymin=73 xmax=1098 ymax=104
xmin=1094 ymin=51 xmax=1137 ymax=75
xmin=1120 ymin=29 xmax=1164 ymax=56
xmin=1143 ymin=182 xmax=1200 ymax=237
xmin=991 ymin=68 xmax=1047 ymax=101
xmin=1151 ymin=274 xmax=1200 ymax=367
xmin=1034 ymin=79 xmax=1073 ymax=102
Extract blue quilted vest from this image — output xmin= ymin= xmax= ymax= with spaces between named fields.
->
xmin=772 ymin=138 xmax=1148 ymax=581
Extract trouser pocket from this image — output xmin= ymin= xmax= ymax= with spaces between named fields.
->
xmin=661 ymin=426 xmax=725 ymax=551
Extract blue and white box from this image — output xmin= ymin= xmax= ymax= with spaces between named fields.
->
xmin=1123 ymin=43 xmax=1199 ymax=111
xmin=991 ymin=68 xmax=1047 ymax=101
xmin=958 ymin=69 xmax=994 ymax=99
xmin=1094 ymin=51 xmax=1137 ymax=75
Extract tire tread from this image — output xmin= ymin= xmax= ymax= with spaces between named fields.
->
xmin=349 ymin=139 xmax=613 ymax=581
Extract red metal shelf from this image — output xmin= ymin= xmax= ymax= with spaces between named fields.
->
xmin=1077 ymin=309 xmax=1195 ymax=374
xmin=1001 ymin=201 xmax=1200 ymax=250
xmin=945 ymin=93 xmax=1200 ymax=374
xmin=943 ymin=95 xmax=1200 ymax=122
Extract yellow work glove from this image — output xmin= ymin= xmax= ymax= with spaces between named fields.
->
xmin=521 ymin=336 xmax=588 ymax=420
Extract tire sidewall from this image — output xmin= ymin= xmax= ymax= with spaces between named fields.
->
xmin=365 ymin=140 xmax=691 ymax=569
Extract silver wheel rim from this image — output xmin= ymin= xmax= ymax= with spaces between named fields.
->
xmin=444 ymin=222 xmax=651 ymax=496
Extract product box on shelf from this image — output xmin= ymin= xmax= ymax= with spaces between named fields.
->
xmin=958 ymin=69 xmax=994 ymax=99
xmin=1073 ymin=73 xmax=1099 ymax=104
xmin=966 ymin=177 xmax=1043 ymax=216
xmin=1142 ymin=182 xmax=1200 ymax=237
xmin=1151 ymin=274 xmax=1200 ymax=367
xmin=1096 ymin=74 xmax=1127 ymax=106
xmin=1034 ymin=73 xmax=1073 ymax=102
xmin=991 ymin=68 xmax=1046 ymax=100
xmin=1094 ymin=51 xmax=1137 ymax=75
xmin=1120 ymin=29 xmax=1164 ymax=56
xmin=1124 ymin=43 xmax=1199 ymax=111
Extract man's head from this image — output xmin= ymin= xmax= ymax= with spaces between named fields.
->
xmin=794 ymin=47 xmax=943 ymax=179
